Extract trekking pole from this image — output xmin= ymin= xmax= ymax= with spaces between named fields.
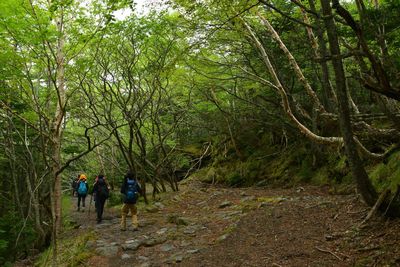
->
xmin=88 ymin=193 xmax=92 ymax=217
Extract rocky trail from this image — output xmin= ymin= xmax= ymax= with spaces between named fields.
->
xmin=68 ymin=179 xmax=400 ymax=267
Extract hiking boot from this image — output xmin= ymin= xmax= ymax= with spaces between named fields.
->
xmin=81 ymin=208 xmax=85 ymax=212
xmin=132 ymin=225 xmax=139 ymax=231
xmin=76 ymin=207 xmax=80 ymax=212
xmin=120 ymin=227 xmax=126 ymax=231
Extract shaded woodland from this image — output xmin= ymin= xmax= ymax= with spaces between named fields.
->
xmin=1 ymin=0 xmax=400 ymax=264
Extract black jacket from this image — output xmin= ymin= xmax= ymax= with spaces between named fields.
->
xmin=93 ymin=178 xmax=109 ymax=200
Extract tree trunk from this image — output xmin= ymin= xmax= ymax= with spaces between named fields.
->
xmin=51 ymin=4 xmax=66 ymax=265
xmin=308 ymin=0 xmax=337 ymax=111
xmin=320 ymin=0 xmax=377 ymax=206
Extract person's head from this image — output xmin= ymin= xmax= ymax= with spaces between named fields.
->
xmin=80 ymin=174 xmax=87 ymax=181
xmin=125 ymin=170 xmax=135 ymax=180
xmin=97 ymin=174 xmax=105 ymax=180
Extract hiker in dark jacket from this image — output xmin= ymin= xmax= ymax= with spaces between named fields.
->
xmin=76 ymin=174 xmax=89 ymax=212
xmin=92 ymin=174 xmax=110 ymax=223
xmin=120 ymin=171 xmax=142 ymax=231
xmin=71 ymin=177 xmax=78 ymax=197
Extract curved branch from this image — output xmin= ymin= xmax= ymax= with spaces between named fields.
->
xmin=258 ymin=12 xmax=327 ymax=114
xmin=242 ymin=18 xmax=341 ymax=145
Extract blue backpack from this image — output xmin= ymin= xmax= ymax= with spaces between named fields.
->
xmin=126 ymin=179 xmax=138 ymax=202
xmin=77 ymin=181 xmax=87 ymax=195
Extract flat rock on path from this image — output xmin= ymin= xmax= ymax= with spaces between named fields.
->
xmin=69 ymin=182 xmax=400 ymax=267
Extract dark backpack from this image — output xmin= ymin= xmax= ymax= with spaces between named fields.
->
xmin=126 ymin=179 xmax=139 ymax=202
xmin=97 ymin=178 xmax=109 ymax=199
xmin=77 ymin=181 xmax=87 ymax=195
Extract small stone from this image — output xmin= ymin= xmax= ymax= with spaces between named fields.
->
xmin=145 ymin=205 xmax=159 ymax=213
xmin=180 ymin=240 xmax=191 ymax=247
xmin=95 ymin=245 xmax=119 ymax=257
xmin=143 ymin=237 xmax=167 ymax=247
xmin=172 ymin=196 xmax=181 ymax=202
xmin=216 ymin=234 xmax=229 ymax=242
xmin=122 ymin=240 xmax=142 ymax=251
xmin=240 ymin=196 xmax=256 ymax=202
xmin=219 ymin=201 xmax=233 ymax=209
xmin=156 ymin=227 xmax=168 ymax=235
xmin=187 ymin=249 xmax=199 ymax=254
xmin=160 ymin=243 xmax=175 ymax=252
xmin=167 ymin=254 xmax=184 ymax=263
xmin=121 ymin=253 xmax=131 ymax=260
xmin=174 ymin=254 xmax=183 ymax=262
xmin=256 ymin=179 xmax=269 ymax=187
xmin=183 ymin=226 xmax=197 ymax=235
xmin=138 ymin=255 xmax=149 ymax=261
xmin=154 ymin=202 xmax=165 ymax=209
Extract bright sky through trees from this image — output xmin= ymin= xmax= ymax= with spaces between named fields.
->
xmin=113 ymin=0 xmax=169 ymax=19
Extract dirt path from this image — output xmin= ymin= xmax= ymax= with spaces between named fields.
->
xmin=69 ymin=180 xmax=400 ymax=267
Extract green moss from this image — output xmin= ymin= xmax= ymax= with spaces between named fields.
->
xmin=310 ymin=166 xmax=329 ymax=185
xmin=297 ymin=155 xmax=314 ymax=182
xmin=226 ymin=172 xmax=242 ymax=186
xmin=182 ymin=144 xmax=204 ymax=157
xmin=369 ymin=163 xmax=390 ymax=190
xmin=369 ymin=151 xmax=400 ymax=191
xmin=222 ymin=224 xmax=238 ymax=235
xmin=187 ymin=139 xmax=400 ymax=191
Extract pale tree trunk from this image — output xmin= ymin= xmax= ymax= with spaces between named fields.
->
xmin=54 ymin=0 xmax=66 ymax=234
xmin=241 ymin=19 xmax=342 ymax=145
xmin=320 ymin=0 xmax=377 ymax=206
xmin=257 ymin=13 xmax=327 ymax=114
xmin=96 ymin=146 xmax=105 ymax=173
xmin=51 ymin=4 xmax=66 ymax=265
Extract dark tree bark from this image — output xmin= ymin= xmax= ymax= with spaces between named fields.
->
xmin=320 ymin=0 xmax=377 ymax=206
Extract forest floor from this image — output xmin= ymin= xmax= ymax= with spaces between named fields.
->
xmin=63 ymin=179 xmax=400 ymax=266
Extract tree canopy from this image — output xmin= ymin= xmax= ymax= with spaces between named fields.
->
xmin=1 ymin=0 xmax=400 ymax=264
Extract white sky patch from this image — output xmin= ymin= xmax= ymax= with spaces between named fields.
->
xmin=113 ymin=0 xmax=170 ymax=20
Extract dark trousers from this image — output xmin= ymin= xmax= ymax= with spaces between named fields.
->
xmin=95 ymin=197 xmax=106 ymax=222
xmin=77 ymin=194 xmax=86 ymax=208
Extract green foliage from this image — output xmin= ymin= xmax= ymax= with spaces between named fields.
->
xmin=369 ymin=151 xmax=400 ymax=191
xmin=226 ymin=171 xmax=242 ymax=186
xmin=2 ymin=0 xmax=400 ymax=262
xmin=0 ymin=232 xmax=9 ymax=264
xmin=35 ymin=232 xmax=94 ymax=267
xmin=297 ymin=155 xmax=314 ymax=182
xmin=106 ymin=191 xmax=121 ymax=207
xmin=0 ymin=211 xmax=37 ymax=265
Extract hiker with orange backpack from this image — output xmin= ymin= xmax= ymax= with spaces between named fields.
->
xmin=120 ymin=171 xmax=142 ymax=231
xmin=76 ymin=174 xmax=89 ymax=212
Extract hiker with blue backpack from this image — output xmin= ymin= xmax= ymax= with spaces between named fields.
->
xmin=76 ymin=174 xmax=89 ymax=212
xmin=120 ymin=171 xmax=142 ymax=231
xmin=92 ymin=174 xmax=110 ymax=223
